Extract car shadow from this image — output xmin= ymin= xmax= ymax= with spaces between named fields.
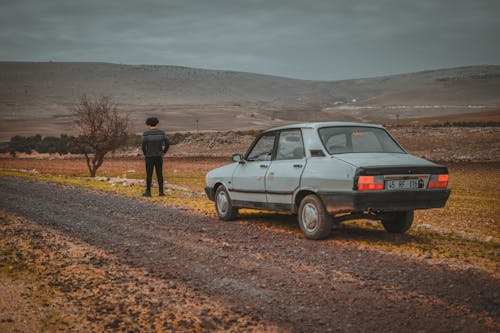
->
xmin=237 ymin=210 xmax=440 ymax=245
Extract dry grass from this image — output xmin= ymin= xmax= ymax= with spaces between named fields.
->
xmin=0 ymin=211 xmax=257 ymax=332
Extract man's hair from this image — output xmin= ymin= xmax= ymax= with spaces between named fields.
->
xmin=146 ymin=117 xmax=159 ymax=126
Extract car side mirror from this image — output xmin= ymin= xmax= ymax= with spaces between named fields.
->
xmin=232 ymin=153 xmax=244 ymax=163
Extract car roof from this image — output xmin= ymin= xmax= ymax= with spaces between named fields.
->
xmin=262 ymin=121 xmax=385 ymax=133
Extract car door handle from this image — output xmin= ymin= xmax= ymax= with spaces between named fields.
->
xmin=293 ymin=164 xmax=303 ymax=168
xmin=260 ymin=164 xmax=268 ymax=168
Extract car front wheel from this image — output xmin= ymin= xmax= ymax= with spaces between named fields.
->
xmin=298 ymin=194 xmax=332 ymax=240
xmin=381 ymin=211 xmax=414 ymax=233
xmin=215 ymin=186 xmax=238 ymax=221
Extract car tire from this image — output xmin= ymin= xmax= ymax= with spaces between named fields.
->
xmin=215 ymin=186 xmax=238 ymax=221
xmin=298 ymin=194 xmax=332 ymax=240
xmin=381 ymin=211 xmax=414 ymax=234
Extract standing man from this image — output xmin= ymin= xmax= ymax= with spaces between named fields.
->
xmin=142 ymin=117 xmax=169 ymax=197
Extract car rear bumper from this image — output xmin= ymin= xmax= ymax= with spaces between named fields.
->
xmin=318 ymin=189 xmax=451 ymax=214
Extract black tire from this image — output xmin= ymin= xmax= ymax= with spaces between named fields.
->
xmin=215 ymin=186 xmax=238 ymax=221
xmin=298 ymin=194 xmax=332 ymax=240
xmin=381 ymin=211 xmax=414 ymax=234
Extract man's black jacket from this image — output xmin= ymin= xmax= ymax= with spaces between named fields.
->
xmin=142 ymin=129 xmax=169 ymax=157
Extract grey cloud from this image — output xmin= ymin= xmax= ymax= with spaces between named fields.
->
xmin=1 ymin=0 xmax=499 ymax=80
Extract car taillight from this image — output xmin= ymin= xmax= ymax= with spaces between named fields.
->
xmin=428 ymin=174 xmax=449 ymax=189
xmin=357 ymin=176 xmax=384 ymax=191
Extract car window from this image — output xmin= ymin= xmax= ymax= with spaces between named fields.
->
xmin=276 ymin=130 xmax=304 ymax=160
xmin=247 ymin=134 xmax=276 ymax=161
xmin=325 ymin=133 xmax=349 ymax=153
xmin=319 ymin=126 xmax=405 ymax=154
xmin=352 ymin=131 xmax=381 ymax=152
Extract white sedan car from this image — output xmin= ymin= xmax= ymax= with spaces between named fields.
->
xmin=205 ymin=122 xmax=450 ymax=239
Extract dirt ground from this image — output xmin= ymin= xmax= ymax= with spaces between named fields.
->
xmin=0 ymin=175 xmax=499 ymax=332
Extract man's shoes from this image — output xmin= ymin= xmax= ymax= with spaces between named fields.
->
xmin=159 ymin=192 xmax=165 ymax=197
xmin=142 ymin=191 xmax=151 ymax=197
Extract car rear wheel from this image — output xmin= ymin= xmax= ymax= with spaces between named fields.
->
xmin=298 ymin=194 xmax=332 ymax=240
xmin=215 ymin=186 xmax=238 ymax=221
xmin=381 ymin=211 xmax=414 ymax=233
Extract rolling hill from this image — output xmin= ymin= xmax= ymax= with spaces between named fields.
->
xmin=0 ymin=62 xmax=499 ymax=140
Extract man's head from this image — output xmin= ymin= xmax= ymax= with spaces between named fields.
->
xmin=146 ymin=117 xmax=159 ymax=128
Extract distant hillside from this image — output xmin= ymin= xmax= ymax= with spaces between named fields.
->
xmin=0 ymin=62 xmax=499 ymax=140
xmin=0 ymin=62 xmax=334 ymax=105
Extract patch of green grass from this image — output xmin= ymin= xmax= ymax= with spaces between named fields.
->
xmin=416 ymin=163 xmax=500 ymax=241
xmin=168 ymin=171 xmax=207 ymax=190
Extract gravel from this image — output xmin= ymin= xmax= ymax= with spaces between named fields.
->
xmin=1 ymin=175 xmax=499 ymax=332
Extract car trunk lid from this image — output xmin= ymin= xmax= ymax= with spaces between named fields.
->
xmin=334 ymin=153 xmax=436 ymax=168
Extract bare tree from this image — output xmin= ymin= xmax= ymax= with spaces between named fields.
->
xmin=73 ymin=95 xmax=129 ymax=177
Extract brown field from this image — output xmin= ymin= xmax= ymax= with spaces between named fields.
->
xmin=0 ymin=157 xmax=226 ymax=192
xmin=0 ymin=156 xmax=225 ymax=178
xmin=385 ymin=109 xmax=500 ymax=126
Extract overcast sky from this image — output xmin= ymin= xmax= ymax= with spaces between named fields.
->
xmin=1 ymin=0 xmax=499 ymax=80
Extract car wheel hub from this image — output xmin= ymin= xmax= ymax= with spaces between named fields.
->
xmin=302 ymin=203 xmax=318 ymax=231
xmin=217 ymin=191 xmax=228 ymax=214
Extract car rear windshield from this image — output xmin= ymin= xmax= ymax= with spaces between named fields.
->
xmin=319 ymin=126 xmax=405 ymax=154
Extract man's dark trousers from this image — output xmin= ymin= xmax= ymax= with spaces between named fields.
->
xmin=145 ymin=156 xmax=164 ymax=194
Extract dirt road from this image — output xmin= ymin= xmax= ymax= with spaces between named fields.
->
xmin=1 ymin=175 xmax=498 ymax=332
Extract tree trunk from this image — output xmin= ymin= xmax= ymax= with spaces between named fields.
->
xmin=84 ymin=153 xmax=103 ymax=177
xmin=84 ymin=153 xmax=94 ymax=177
xmin=84 ymin=152 xmax=105 ymax=177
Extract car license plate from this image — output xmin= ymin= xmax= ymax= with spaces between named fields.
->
xmin=385 ymin=179 xmax=419 ymax=190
